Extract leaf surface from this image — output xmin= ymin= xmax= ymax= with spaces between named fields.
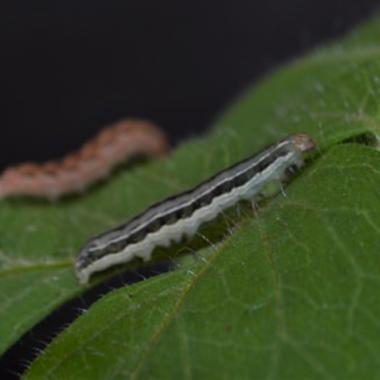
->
xmin=25 ymin=145 xmax=380 ymax=379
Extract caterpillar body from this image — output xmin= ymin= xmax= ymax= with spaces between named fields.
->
xmin=0 ymin=119 xmax=169 ymax=201
xmin=75 ymin=133 xmax=316 ymax=284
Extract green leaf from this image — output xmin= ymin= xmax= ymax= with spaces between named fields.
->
xmin=24 ymin=144 xmax=380 ymax=379
xmin=1 ymin=10 xmax=380 ymax=378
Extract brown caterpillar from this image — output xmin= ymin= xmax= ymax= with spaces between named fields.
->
xmin=0 ymin=118 xmax=169 ymax=201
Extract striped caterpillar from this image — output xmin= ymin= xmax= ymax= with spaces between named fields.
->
xmin=76 ymin=133 xmax=316 ymax=284
xmin=0 ymin=119 xmax=169 ymax=201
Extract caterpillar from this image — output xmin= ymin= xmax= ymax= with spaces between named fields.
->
xmin=0 ymin=119 xmax=169 ymax=201
xmin=75 ymin=133 xmax=316 ymax=284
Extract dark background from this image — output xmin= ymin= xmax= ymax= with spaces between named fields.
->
xmin=1 ymin=1 xmax=380 ymax=170
xmin=1 ymin=0 xmax=380 ymax=377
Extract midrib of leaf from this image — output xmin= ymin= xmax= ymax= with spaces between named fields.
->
xmin=0 ymin=259 xmax=71 ymax=278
